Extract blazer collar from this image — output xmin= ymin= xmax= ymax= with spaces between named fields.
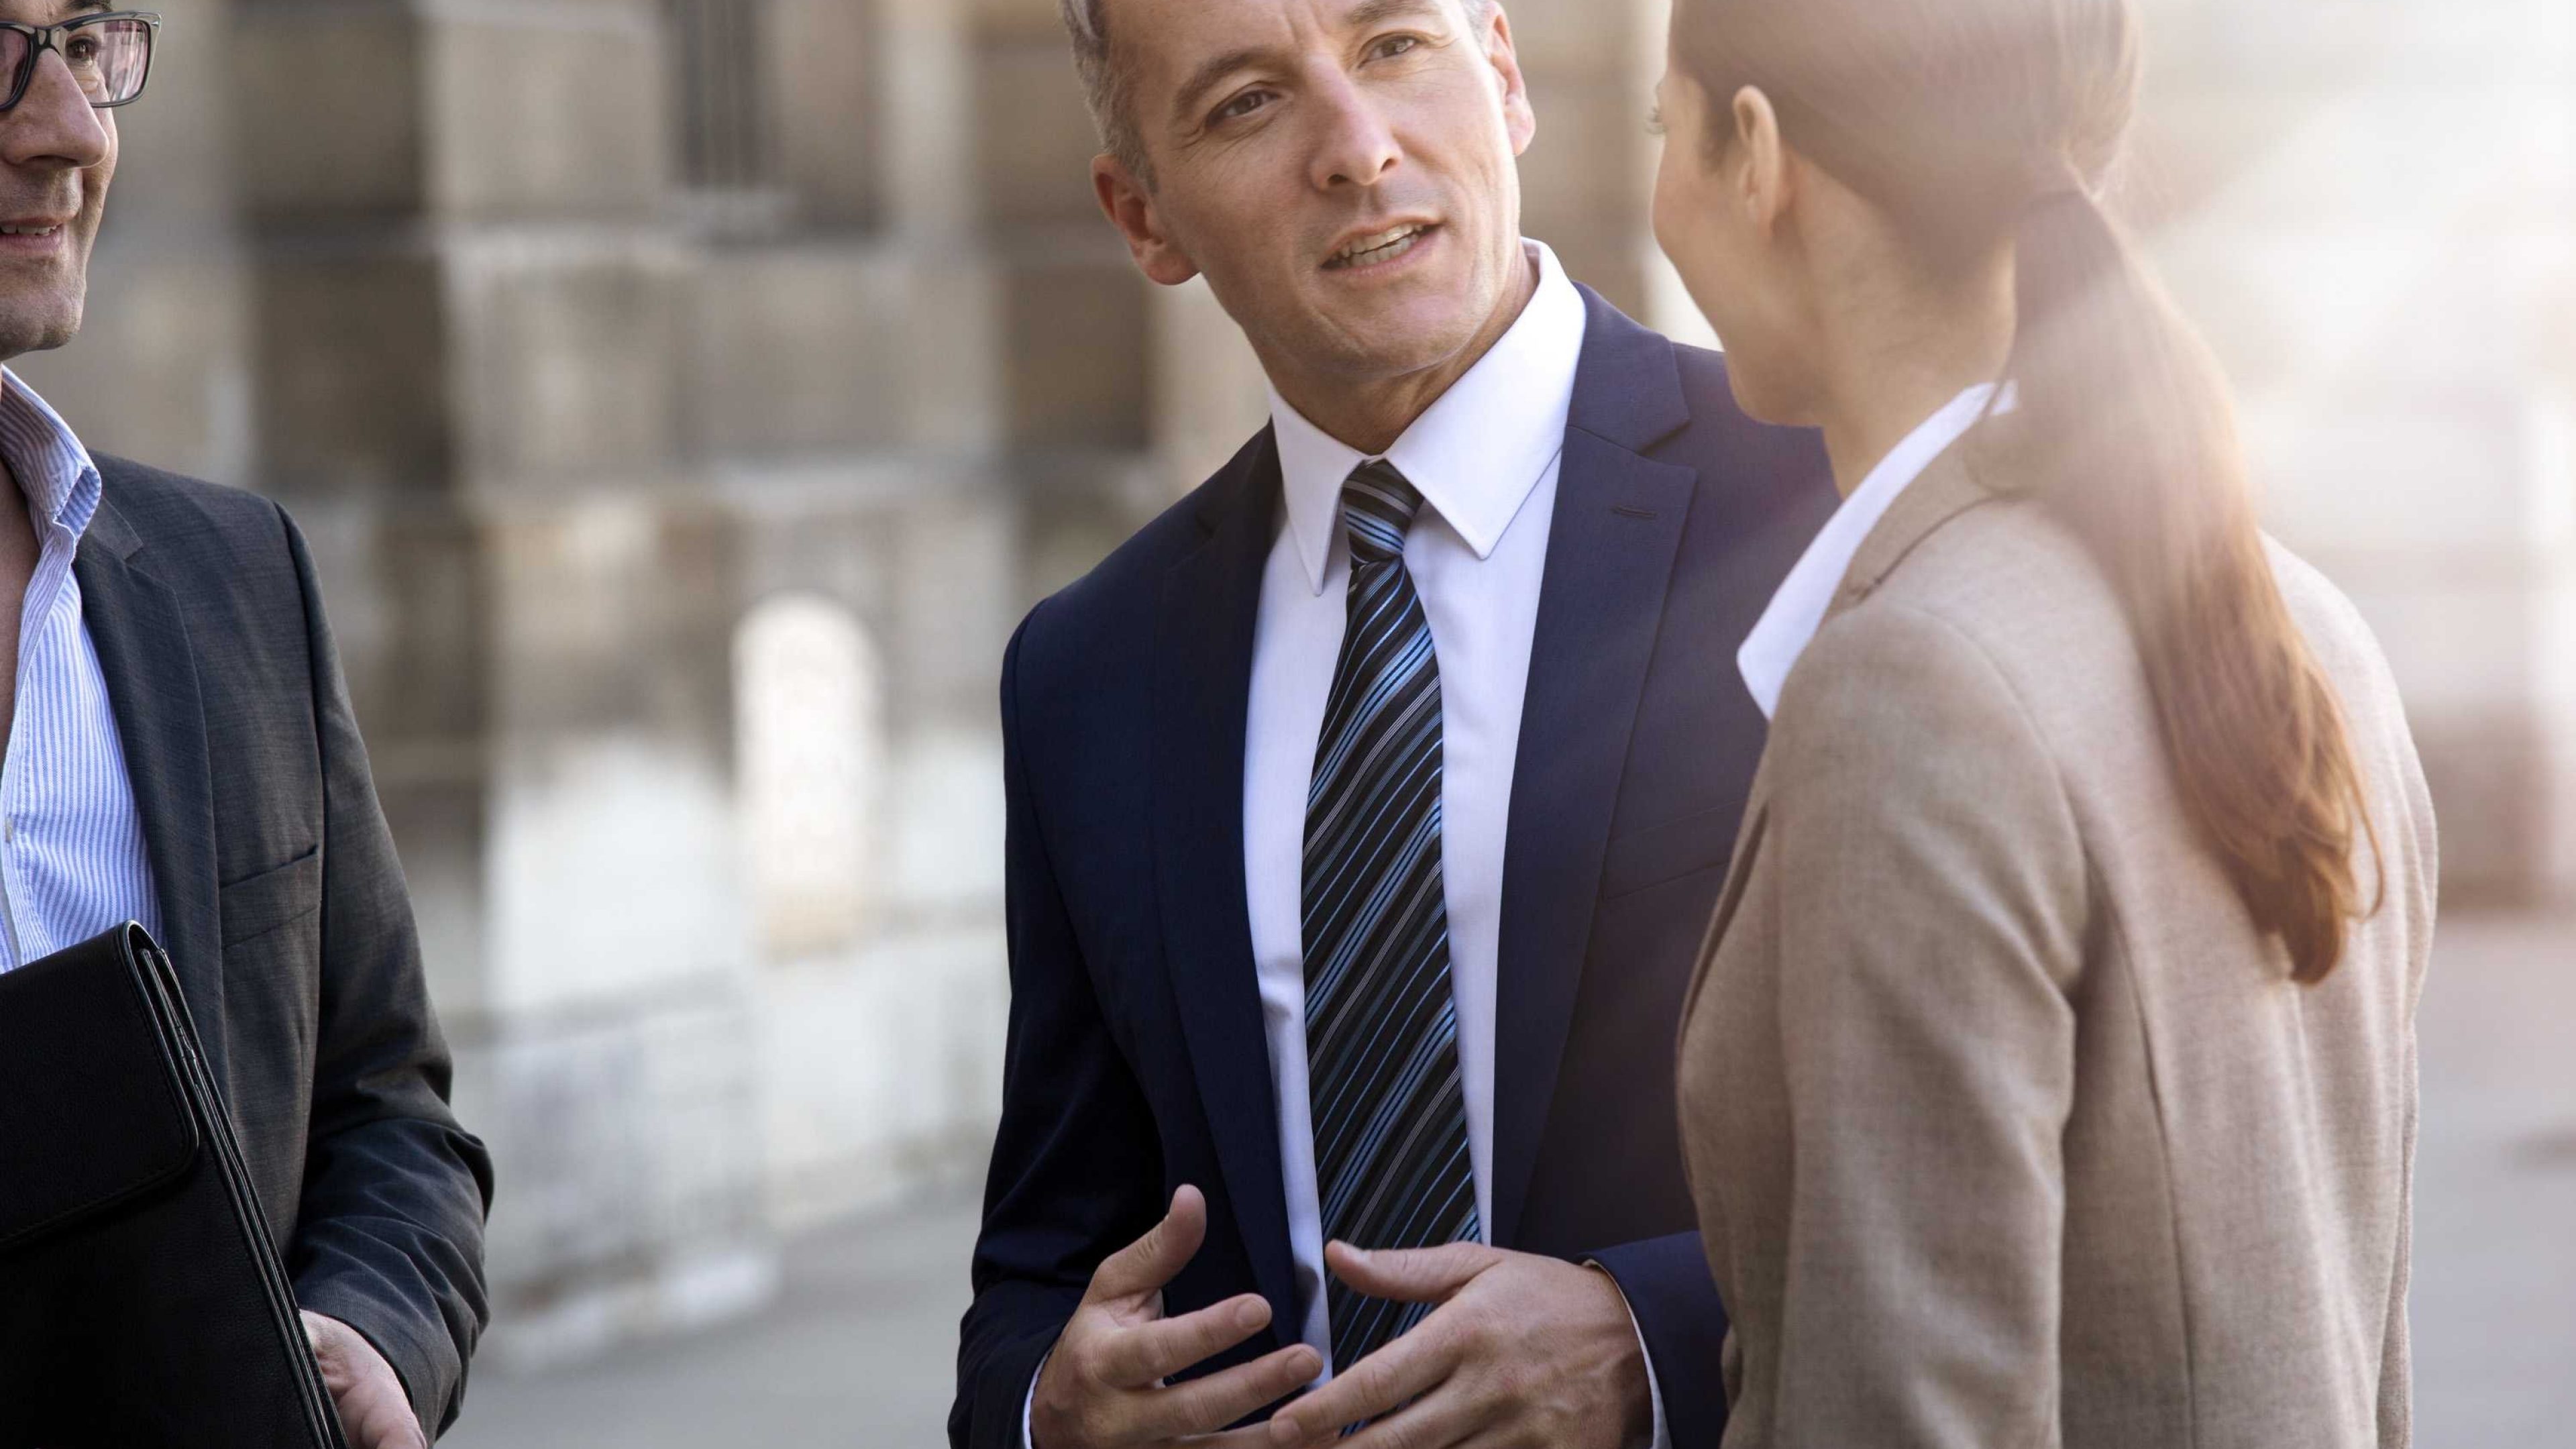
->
xmin=1565 ymin=284 xmax=1691 ymax=454
xmin=1490 ymin=292 xmax=1700 ymax=1244
xmin=75 ymin=480 xmax=225 ymax=1087
xmin=1161 ymin=429 xmax=1301 ymax=1339
xmin=1821 ymin=434 xmax=2003 ymax=631
xmin=87 ymin=489 xmax=147 ymax=561
xmin=1728 ymin=437 xmax=2002 ymax=976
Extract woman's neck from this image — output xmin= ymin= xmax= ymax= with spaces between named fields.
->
xmin=1813 ymin=249 xmax=2019 ymax=499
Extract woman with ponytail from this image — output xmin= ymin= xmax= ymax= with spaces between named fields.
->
xmin=1658 ymin=0 xmax=2436 ymax=1442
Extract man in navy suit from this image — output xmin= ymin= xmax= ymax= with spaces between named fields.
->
xmin=954 ymin=1 xmax=1833 ymax=1446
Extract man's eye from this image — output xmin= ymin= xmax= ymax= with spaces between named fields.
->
xmin=63 ymin=37 xmax=101 ymax=64
xmin=1214 ymin=91 xmax=1274 ymax=123
xmin=1370 ymin=36 xmax=1422 ymax=62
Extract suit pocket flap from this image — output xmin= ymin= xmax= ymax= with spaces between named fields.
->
xmin=1600 ymin=799 xmax=1746 ymax=901
xmin=219 ymin=846 xmax=321 ymax=948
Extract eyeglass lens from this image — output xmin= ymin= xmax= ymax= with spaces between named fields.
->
xmin=0 ymin=18 xmax=154 ymax=107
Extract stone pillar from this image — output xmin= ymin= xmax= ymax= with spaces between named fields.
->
xmin=2136 ymin=0 xmax=2576 ymax=906
xmin=667 ymin=0 xmax=1031 ymax=1233
xmin=1509 ymin=0 xmax=1662 ymax=318
xmin=231 ymin=0 xmax=777 ymax=1366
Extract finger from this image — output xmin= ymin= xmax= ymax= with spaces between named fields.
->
xmin=1324 ymin=1240 xmax=1497 ymax=1305
xmin=1267 ymin=1319 xmax=1456 ymax=1444
xmin=1327 ymin=1382 xmax=1486 ymax=1449
xmin=1132 ymin=1342 xmax=1325 ymax=1441
xmin=1095 ymin=1293 xmax=1275 ymax=1388
xmin=1091 ymin=1185 xmax=1211 ymax=1301
xmin=302 ymin=1313 xmax=362 ymax=1397
xmin=335 ymin=1374 xmax=427 ymax=1449
xmin=1183 ymin=1424 xmax=1288 ymax=1448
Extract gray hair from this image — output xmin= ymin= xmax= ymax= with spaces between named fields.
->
xmin=1060 ymin=0 xmax=1501 ymax=186
xmin=1058 ymin=0 xmax=1149 ymax=180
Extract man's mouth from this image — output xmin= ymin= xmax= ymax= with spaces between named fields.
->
xmin=1324 ymin=223 xmax=1435 ymax=271
xmin=0 ymin=225 xmax=61 ymax=238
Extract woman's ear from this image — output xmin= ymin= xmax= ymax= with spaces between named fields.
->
xmin=1732 ymin=85 xmax=1792 ymax=236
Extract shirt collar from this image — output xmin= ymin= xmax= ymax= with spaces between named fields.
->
xmin=0 ymin=368 xmax=103 ymax=543
xmin=1267 ymin=239 xmax=1589 ymax=595
xmin=1736 ymin=380 xmax=2012 ymax=719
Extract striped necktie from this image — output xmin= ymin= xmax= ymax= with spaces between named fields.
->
xmin=1303 ymin=460 xmax=1479 ymax=1375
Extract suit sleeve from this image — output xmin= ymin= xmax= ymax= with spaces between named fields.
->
xmin=1760 ymin=604 xmax=2088 ymax=1448
xmin=275 ymin=504 xmax=497 ymax=1438
xmin=952 ymin=608 xmax=1166 ymax=1449
xmin=2379 ymin=708 xmax=2437 ymax=1449
xmin=1590 ymin=1232 xmax=1729 ymax=1446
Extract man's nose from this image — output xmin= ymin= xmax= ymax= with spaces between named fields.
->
xmin=0 ymin=50 xmax=112 ymax=172
xmin=1306 ymin=74 xmax=1401 ymax=191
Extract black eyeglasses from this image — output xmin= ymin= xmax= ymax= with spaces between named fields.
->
xmin=0 ymin=11 xmax=158 ymax=115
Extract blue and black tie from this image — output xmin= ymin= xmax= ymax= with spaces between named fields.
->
xmin=1303 ymin=460 xmax=1479 ymax=1375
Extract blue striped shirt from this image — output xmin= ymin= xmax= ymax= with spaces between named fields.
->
xmin=0 ymin=369 xmax=157 ymax=972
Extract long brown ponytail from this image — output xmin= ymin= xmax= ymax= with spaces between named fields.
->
xmin=1673 ymin=0 xmax=2377 ymax=981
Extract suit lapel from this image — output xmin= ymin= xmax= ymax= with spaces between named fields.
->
xmin=75 ymin=491 xmax=226 ymax=1085
xmin=1491 ymin=291 xmax=1700 ymax=1246
xmin=1152 ymin=434 xmax=1299 ymax=1336
xmin=1819 ymin=442 xmax=1998 ymax=632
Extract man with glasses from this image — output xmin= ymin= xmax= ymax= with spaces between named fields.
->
xmin=0 ymin=7 xmax=490 ymax=1447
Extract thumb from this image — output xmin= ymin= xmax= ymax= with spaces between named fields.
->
xmin=1324 ymin=1240 xmax=1496 ymax=1304
xmin=1090 ymin=1185 xmax=1210 ymax=1301
xmin=301 ymin=1310 xmax=347 ymax=1375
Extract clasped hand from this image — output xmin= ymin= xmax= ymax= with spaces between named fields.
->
xmin=1031 ymin=1187 xmax=1650 ymax=1449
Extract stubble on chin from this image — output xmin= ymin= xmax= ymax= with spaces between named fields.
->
xmin=0 ymin=296 xmax=85 ymax=364
xmin=0 ymin=185 xmax=104 ymax=364
xmin=0 ymin=235 xmax=94 ymax=362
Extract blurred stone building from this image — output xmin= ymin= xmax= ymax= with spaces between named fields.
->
xmin=2135 ymin=0 xmax=2576 ymax=908
xmin=21 ymin=0 xmax=2569 ymax=1369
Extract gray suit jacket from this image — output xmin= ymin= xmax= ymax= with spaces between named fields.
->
xmin=76 ymin=456 xmax=494 ymax=1436
xmin=1677 ymin=438 xmax=2436 ymax=1448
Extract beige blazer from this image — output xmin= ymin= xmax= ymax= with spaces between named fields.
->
xmin=1677 ymin=439 xmax=2436 ymax=1448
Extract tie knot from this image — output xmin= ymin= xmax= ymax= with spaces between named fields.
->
xmin=1342 ymin=462 xmax=1424 ymax=569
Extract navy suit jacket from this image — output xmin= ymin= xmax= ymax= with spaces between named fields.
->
xmin=954 ymin=289 xmax=1835 ymax=1448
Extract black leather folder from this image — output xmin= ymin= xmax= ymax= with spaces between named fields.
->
xmin=0 ymin=924 xmax=349 ymax=1448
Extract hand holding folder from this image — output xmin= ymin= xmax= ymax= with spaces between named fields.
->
xmin=0 ymin=924 xmax=350 ymax=1448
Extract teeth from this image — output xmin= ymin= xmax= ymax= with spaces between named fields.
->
xmin=1330 ymin=225 xmax=1426 ymax=268
xmin=0 ymin=226 xmax=57 ymax=237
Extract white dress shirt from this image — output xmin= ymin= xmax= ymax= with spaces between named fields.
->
xmin=1247 ymin=241 xmax=1664 ymax=1447
xmin=1737 ymin=382 xmax=2008 ymax=718
xmin=1247 ymin=238 xmax=1582 ymax=1368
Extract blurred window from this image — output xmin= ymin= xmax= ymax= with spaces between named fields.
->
xmin=668 ymin=0 xmax=794 ymax=233
xmin=735 ymin=592 xmax=883 ymax=962
xmin=669 ymin=0 xmax=881 ymax=235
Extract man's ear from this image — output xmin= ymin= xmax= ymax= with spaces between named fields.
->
xmin=1481 ymin=5 xmax=1538 ymax=158
xmin=1094 ymin=155 xmax=1201 ymax=286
